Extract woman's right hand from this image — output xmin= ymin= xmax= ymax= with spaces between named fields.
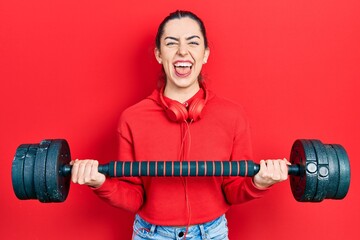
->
xmin=70 ymin=159 xmax=106 ymax=188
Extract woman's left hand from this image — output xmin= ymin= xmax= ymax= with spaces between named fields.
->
xmin=253 ymin=158 xmax=291 ymax=189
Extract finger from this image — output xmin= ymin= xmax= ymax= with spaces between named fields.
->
xmin=69 ymin=159 xmax=78 ymax=165
xmin=280 ymin=160 xmax=288 ymax=180
xmin=272 ymin=160 xmax=281 ymax=181
xmin=71 ymin=160 xmax=80 ymax=183
xmin=265 ymin=160 xmax=274 ymax=177
xmin=90 ymin=160 xmax=99 ymax=181
xmin=83 ymin=161 xmax=92 ymax=183
xmin=77 ymin=160 xmax=88 ymax=185
xmin=284 ymin=158 xmax=291 ymax=165
xmin=259 ymin=160 xmax=267 ymax=174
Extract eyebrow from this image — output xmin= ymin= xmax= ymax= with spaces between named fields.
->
xmin=164 ymin=35 xmax=201 ymax=41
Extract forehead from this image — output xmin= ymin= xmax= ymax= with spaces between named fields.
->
xmin=162 ymin=17 xmax=203 ymax=38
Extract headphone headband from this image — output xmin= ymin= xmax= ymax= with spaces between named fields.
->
xmin=159 ymin=85 xmax=208 ymax=122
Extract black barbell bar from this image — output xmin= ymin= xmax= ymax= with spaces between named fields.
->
xmin=61 ymin=160 xmax=300 ymax=177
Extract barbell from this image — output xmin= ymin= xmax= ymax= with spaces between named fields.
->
xmin=12 ymin=139 xmax=350 ymax=203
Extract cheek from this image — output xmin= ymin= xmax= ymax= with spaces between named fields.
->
xmin=193 ymin=53 xmax=205 ymax=64
xmin=191 ymin=50 xmax=206 ymax=61
xmin=159 ymin=47 xmax=176 ymax=59
xmin=162 ymin=62 xmax=174 ymax=75
xmin=163 ymin=60 xmax=173 ymax=68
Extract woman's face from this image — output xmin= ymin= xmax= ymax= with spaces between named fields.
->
xmin=155 ymin=17 xmax=210 ymax=95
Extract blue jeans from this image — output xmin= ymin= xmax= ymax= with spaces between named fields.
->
xmin=132 ymin=214 xmax=228 ymax=240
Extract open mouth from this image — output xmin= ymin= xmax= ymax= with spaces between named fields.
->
xmin=174 ymin=61 xmax=193 ymax=77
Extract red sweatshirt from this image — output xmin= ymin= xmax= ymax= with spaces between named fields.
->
xmin=93 ymin=88 xmax=268 ymax=226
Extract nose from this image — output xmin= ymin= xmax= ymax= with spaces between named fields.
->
xmin=177 ymin=42 xmax=189 ymax=56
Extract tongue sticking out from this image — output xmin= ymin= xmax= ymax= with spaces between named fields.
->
xmin=175 ymin=66 xmax=191 ymax=77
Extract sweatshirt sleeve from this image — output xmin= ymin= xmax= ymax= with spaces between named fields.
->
xmin=222 ymin=107 xmax=269 ymax=205
xmin=92 ymin=113 xmax=144 ymax=212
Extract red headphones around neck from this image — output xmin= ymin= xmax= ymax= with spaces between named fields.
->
xmin=159 ymin=85 xmax=208 ymax=122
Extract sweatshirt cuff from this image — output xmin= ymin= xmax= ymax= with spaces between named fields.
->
xmin=246 ymin=177 xmax=270 ymax=195
xmin=90 ymin=178 xmax=115 ymax=193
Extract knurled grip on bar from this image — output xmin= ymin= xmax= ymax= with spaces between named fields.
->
xmin=61 ymin=160 xmax=300 ymax=177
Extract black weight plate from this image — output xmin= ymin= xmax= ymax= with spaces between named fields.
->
xmin=23 ymin=145 xmax=38 ymax=199
xmin=331 ymin=144 xmax=350 ymax=199
xmin=324 ymin=145 xmax=339 ymax=199
xmin=46 ymin=139 xmax=71 ymax=202
xmin=12 ymin=144 xmax=31 ymax=200
xmin=290 ymin=139 xmax=318 ymax=202
xmin=311 ymin=140 xmax=329 ymax=202
xmin=34 ymin=140 xmax=51 ymax=203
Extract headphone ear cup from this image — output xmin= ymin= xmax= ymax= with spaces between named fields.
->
xmin=188 ymin=98 xmax=205 ymax=121
xmin=167 ymin=101 xmax=188 ymax=122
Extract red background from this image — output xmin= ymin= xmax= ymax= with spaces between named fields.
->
xmin=1 ymin=0 xmax=359 ymax=239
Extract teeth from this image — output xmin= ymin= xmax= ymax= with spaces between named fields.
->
xmin=174 ymin=62 xmax=192 ymax=67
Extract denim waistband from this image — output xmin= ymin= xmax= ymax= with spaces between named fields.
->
xmin=133 ymin=214 xmax=228 ymax=240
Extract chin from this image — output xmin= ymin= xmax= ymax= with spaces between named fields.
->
xmin=173 ymin=79 xmax=199 ymax=89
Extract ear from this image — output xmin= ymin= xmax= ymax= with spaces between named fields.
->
xmin=154 ymin=48 xmax=162 ymax=64
xmin=203 ymin=47 xmax=210 ymax=64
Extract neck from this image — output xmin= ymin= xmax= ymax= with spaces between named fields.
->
xmin=164 ymin=82 xmax=200 ymax=103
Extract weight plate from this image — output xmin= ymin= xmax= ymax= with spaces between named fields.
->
xmin=331 ymin=144 xmax=350 ymax=199
xmin=46 ymin=139 xmax=71 ymax=202
xmin=310 ymin=140 xmax=329 ymax=202
xmin=324 ymin=145 xmax=339 ymax=199
xmin=290 ymin=139 xmax=318 ymax=202
xmin=23 ymin=145 xmax=38 ymax=199
xmin=34 ymin=140 xmax=51 ymax=202
xmin=12 ymin=144 xmax=31 ymax=200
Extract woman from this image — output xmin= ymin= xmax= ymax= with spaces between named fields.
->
xmin=71 ymin=10 xmax=288 ymax=240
